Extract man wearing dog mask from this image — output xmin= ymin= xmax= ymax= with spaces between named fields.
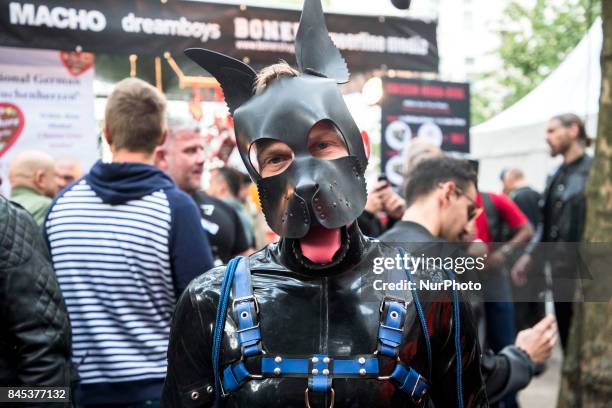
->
xmin=162 ymin=1 xmax=486 ymax=406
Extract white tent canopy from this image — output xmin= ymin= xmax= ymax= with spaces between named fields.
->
xmin=471 ymin=18 xmax=602 ymax=192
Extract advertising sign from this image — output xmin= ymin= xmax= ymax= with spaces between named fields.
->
xmin=381 ymin=77 xmax=470 ymax=185
xmin=0 ymin=45 xmax=97 ymax=195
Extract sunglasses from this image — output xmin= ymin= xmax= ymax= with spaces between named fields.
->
xmin=454 ymin=186 xmax=483 ymax=220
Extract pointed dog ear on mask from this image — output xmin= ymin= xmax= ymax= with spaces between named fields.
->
xmin=295 ymin=0 xmax=350 ymax=84
xmin=184 ymin=48 xmax=257 ymax=115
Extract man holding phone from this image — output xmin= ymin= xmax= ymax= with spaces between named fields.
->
xmin=358 ymin=173 xmax=406 ymax=237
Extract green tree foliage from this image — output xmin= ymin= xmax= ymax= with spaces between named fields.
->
xmin=473 ymin=0 xmax=601 ymax=125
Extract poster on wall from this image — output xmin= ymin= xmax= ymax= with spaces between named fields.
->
xmin=380 ymin=77 xmax=470 ymax=186
xmin=0 ymin=45 xmax=98 ymax=196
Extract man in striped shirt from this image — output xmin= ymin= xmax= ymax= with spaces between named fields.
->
xmin=44 ymin=78 xmax=214 ymax=407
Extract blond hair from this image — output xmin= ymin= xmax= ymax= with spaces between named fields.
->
xmin=254 ymin=61 xmax=299 ymax=94
xmin=105 ymin=78 xmax=167 ymax=153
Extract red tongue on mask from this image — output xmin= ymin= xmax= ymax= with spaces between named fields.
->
xmin=299 ymin=226 xmax=341 ymax=264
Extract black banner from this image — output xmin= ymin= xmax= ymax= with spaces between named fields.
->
xmin=380 ymin=77 xmax=470 ymax=186
xmin=0 ymin=0 xmax=438 ymax=72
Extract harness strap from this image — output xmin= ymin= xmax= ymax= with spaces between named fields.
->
xmin=222 ymin=354 xmax=425 ymax=393
xmin=222 ymin=361 xmax=251 ymax=392
xmin=232 ymin=259 xmax=262 ymax=357
xmin=390 ymin=363 xmax=429 ymax=406
xmin=263 ymin=356 xmax=309 ymax=375
xmin=377 ymin=297 xmax=408 ymax=357
xmin=218 ymin=252 xmax=432 ymax=405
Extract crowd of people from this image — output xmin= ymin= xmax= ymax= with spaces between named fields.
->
xmin=0 ymin=3 xmax=594 ymax=407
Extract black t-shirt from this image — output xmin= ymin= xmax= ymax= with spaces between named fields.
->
xmin=510 ymin=186 xmax=541 ymax=228
xmin=191 ymin=191 xmax=249 ymax=265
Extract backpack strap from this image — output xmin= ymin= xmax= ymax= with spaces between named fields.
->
xmin=396 ymin=247 xmax=432 ymax=381
xmin=482 ymin=192 xmax=503 ymax=242
xmin=211 ymin=256 xmax=244 ymax=403
xmin=448 ymin=268 xmax=465 ymax=408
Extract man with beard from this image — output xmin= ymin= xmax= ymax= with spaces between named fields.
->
xmin=524 ymin=113 xmax=593 ymax=351
xmin=543 ymin=114 xmax=592 ymax=351
xmin=161 ymin=1 xmax=486 ymax=406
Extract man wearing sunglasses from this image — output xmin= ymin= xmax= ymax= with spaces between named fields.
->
xmin=379 ymin=157 xmax=556 ymax=405
xmin=379 ymin=157 xmax=480 ymax=247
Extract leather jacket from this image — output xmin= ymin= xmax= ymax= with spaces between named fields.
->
xmin=542 ymin=154 xmax=592 ymax=242
xmin=162 ymin=224 xmax=487 ymax=407
xmin=0 ymin=196 xmax=72 ymax=400
xmin=379 ymin=220 xmax=538 ymax=405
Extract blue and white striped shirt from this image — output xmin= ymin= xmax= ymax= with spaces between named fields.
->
xmin=44 ymin=161 xmax=213 ymax=404
xmin=47 ymin=181 xmax=174 ymax=384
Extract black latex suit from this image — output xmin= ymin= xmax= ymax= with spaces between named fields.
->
xmin=162 ymin=1 xmax=487 ymax=406
xmin=161 ymin=224 xmax=487 ymax=407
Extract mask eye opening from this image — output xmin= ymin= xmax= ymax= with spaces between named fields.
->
xmin=306 ymin=119 xmax=350 ymax=160
xmin=249 ymin=138 xmax=295 ymax=178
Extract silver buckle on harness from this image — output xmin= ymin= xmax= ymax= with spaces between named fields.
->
xmin=233 ymin=295 xmax=260 ymax=315
xmin=411 ymin=374 xmax=427 ymax=405
xmin=305 ymin=387 xmax=335 ymax=408
xmin=235 ymin=322 xmax=261 ymax=334
xmin=379 ymin=323 xmax=405 ymax=333
xmin=379 ymin=296 xmax=410 ymax=315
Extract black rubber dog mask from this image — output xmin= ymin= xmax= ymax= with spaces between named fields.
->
xmin=185 ymin=0 xmax=368 ymax=238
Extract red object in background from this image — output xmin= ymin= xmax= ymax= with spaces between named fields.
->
xmin=475 ymin=192 xmax=528 ymax=244
xmin=445 ymin=86 xmax=466 ymax=100
xmin=189 ymin=86 xmax=203 ymax=121
xmin=59 ymin=51 xmax=95 ymax=77
xmin=450 ymin=133 xmax=465 ymax=144
xmin=214 ymin=86 xmax=224 ymax=102
xmin=0 ymin=102 xmax=25 ymax=158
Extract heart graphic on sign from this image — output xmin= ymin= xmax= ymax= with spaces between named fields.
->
xmin=60 ymin=51 xmax=95 ymax=77
xmin=0 ymin=102 xmax=25 ymax=158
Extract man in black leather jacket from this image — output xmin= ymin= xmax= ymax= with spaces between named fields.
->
xmin=0 ymin=195 xmax=72 ymax=404
xmin=541 ymin=113 xmax=592 ymax=351
xmin=162 ymin=1 xmax=486 ymax=407
xmin=515 ymin=113 xmax=593 ymax=351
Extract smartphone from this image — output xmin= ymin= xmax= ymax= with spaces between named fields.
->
xmin=375 ymin=174 xmax=389 ymax=192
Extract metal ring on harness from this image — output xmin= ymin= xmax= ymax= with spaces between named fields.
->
xmin=305 ymin=387 xmax=335 ymax=408
xmin=372 ymin=349 xmax=401 ymax=380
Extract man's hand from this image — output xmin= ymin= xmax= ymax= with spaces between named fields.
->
xmin=486 ymin=249 xmax=506 ymax=270
xmin=379 ymin=185 xmax=406 ymax=219
xmin=515 ymin=315 xmax=557 ymax=364
xmin=511 ymin=253 xmax=531 ymax=286
xmin=364 ymin=181 xmax=385 ymax=213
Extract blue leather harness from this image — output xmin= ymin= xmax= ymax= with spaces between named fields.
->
xmin=212 ymin=255 xmax=439 ymax=407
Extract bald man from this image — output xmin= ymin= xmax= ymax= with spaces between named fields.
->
xmin=500 ymin=168 xmax=541 ymax=229
xmin=9 ymin=150 xmax=58 ymax=225
xmin=55 ymin=158 xmax=83 ymax=191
